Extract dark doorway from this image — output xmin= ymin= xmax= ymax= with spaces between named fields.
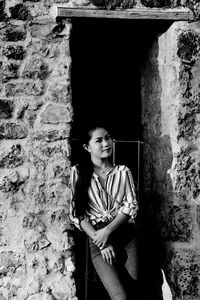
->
xmin=70 ymin=18 xmax=172 ymax=141
xmin=70 ymin=17 xmax=173 ymax=300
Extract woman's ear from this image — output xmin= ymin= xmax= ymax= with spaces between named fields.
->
xmin=83 ymin=144 xmax=90 ymax=152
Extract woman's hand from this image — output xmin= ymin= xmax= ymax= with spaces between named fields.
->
xmin=93 ymin=226 xmax=111 ymax=249
xmin=100 ymin=244 xmax=116 ymax=265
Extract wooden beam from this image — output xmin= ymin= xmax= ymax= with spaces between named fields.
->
xmin=57 ymin=7 xmax=194 ymax=21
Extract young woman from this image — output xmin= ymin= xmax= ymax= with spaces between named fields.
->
xmin=70 ymin=124 xmax=139 ymax=300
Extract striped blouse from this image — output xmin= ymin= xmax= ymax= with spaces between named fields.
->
xmin=70 ymin=164 xmax=138 ymax=230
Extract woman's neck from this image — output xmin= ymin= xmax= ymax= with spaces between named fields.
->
xmin=92 ymin=158 xmax=111 ymax=171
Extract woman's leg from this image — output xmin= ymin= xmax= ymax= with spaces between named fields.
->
xmin=124 ymin=238 xmax=139 ymax=299
xmin=125 ymin=238 xmax=138 ymax=280
xmin=92 ymin=252 xmax=128 ymax=300
xmin=89 ymin=237 xmax=129 ymax=300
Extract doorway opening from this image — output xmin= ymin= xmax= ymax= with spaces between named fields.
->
xmin=70 ymin=17 xmax=173 ymax=300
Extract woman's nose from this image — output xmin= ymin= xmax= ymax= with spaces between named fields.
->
xmin=102 ymin=139 xmax=108 ymax=146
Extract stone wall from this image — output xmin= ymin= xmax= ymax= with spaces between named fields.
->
xmin=0 ymin=2 xmax=77 ymax=298
xmin=142 ymin=21 xmax=200 ymax=299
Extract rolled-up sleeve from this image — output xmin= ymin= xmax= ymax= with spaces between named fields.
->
xmin=118 ymin=169 xmax=138 ymax=223
xmin=70 ymin=165 xmax=88 ymax=230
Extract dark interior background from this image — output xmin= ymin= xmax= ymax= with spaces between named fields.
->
xmin=70 ymin=18 xmax=172 ymax=141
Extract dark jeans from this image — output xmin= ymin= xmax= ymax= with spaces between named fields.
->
xmin=89 ymin=223 xmax=139 ymax=300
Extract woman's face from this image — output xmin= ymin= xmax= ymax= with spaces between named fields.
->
xmin=85 ymin=127 xmax=113 ymax=160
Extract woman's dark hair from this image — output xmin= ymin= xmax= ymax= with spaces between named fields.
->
xmin=71 ymin=122 xmax=113 ymax=218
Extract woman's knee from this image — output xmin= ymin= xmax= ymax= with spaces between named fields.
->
xmin=110 ymin=292 xmax=128 ymax=300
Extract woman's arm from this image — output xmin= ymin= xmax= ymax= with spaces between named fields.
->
xmin=93 ymin=213 xmax=130 ymax=248
xmin=80 ymin=219 xmax=96 ymax=239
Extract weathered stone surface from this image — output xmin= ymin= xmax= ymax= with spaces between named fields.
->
xmin=177 ymin=30 xmax=200 ymax=64
xmin=28 ymin=141 xmax=71 ymax=163
xmin=0 ymin=61 xmax=19 ymax=82
xmin=43 ymin=182 xmax=71 ymax=207
xmin=169 ymin=204 xmax=194 ymax=242
xmin=9 ymin=3 xmax=30 ymax=21
xmin=2 ymin=45 xmax=25 ymax=60
xmin=46 ymin=81 xmax=71 ymax=103
xmin=22 ymin=56 xmax=48 ymax=80
xmin=0 ymin=99 xmax=14 ymax=119
xmin=22 ymin=212 xmax=46 ymax=232
xmin=29 ymin=19 xmax=56 ymax=38
xmin=0 ymin=122 xmax=28 ymax=139
xmin=50 ymin=208 xmax=72 ymax=234
xmin=0 ymin=144 xmax=24 ymax=168
xmin=0 ymin=24 xmax=26 ymax=41
xmin=24 ymin=232 xmax=51 ymax=252
xmin=40 ymin=104 xmax=72 ymax=124
xmin=178 ymin=53 xmax=200 ymax=141
xmin=0 ymin=251 xmax=24 ymax=277
xmin=5 ymin=80 xmax=43 ymax=97
xmin=45 ymin=158 xmax=70 ymax=181
xmin=0 ymin=170 xmax=24 ymax=192
xmin=140 ymin=0 xmax=174 ymax=7
xmin=170 ymin=249 xmax=200 ymax=299
xmin=33 ymin=127 xmax=70 ymax=141
xmin=174 ymin=151 xmax=200 ymax=200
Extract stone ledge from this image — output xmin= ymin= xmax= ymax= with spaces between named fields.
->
xmin=56 ymin=6 xmax=194 ymax=20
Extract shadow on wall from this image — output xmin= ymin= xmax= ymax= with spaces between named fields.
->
xmin=138 ymin=134 xmax=174 ymax=300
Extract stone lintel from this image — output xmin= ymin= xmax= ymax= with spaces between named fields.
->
xmin=56 ymin=7 xmax=194 ymax=21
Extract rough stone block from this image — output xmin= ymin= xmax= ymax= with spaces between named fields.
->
xmin=40 ymin=104 xmax=72 ymax=124
xmin=169 ymin=204 xmax=194 ymax=242
xmin=28 ymin=183 xmax=46 ymax=205
xmin=29 ymin=19 xmax=56 ymax=38
xmin=170 ymin=249 xmax=200 ymax=298
xmin=24 ymin=232 xmax=51 ymax=252
xmin=50 ymin=208 xmax=71 ymax=233
xmin=22 ymin=212 xmax=45 ymax=232
xmin=177 ymin=30 xmax=200 ymax=64
xmin=22 ymin=57 xmax=48 ymax=80
xmin=26 ymin=293 xmax=57 ymax=300
xmin=44 ymin=182 xmax=71 ymax=207
xmin=0 ymin=99 xmax=14 ymax=119
xmin=9 ymin=4 xmax=30 ymax=21
xmin=0 ymin=62 xmax=19 ymax=83
xmin=0 ymin=251 xmax=24 ymax=277
xmin=0 ymin=144 xmax=24 ymax=168
xmin=0 ymin=122 xmax=28 ymax=139
xmin=27 ymin=141 xmax=71 ymax=170
xmin=0 ymin=25 xmax=26 ymax=41
xmin=174 ymin=152 xmax=200 ymax=200
xmin=0 ymin=170 xmax=23 ymax=192
xmin=33 ymin=127 xmax=71 ymax=142
xmin=141 ymin=0 xmax=176 ymax=7
xmin=2 ymin=45 xmax=25 ymax=60
xmin=178 ymin=56 xmax=200 ymax=140
xmin=46 ymin=81 xmax=71 ymax=103
xmin=45 ymin=159 xmax=70 ymax=182
xmin=5 ymin=80 xmax=43 ymax=97
xmin=50 ymin=274 xmax=77 ymax=299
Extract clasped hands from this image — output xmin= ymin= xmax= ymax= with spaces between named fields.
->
xmin=93 ymin=226 xmax=116 ymax=265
